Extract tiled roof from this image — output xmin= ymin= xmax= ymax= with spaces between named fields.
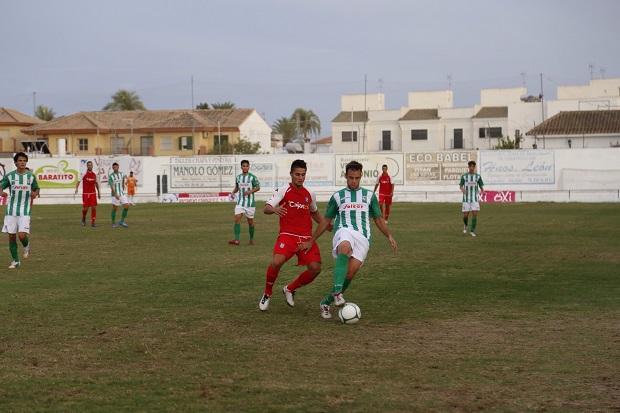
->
xmin=473 ymin=106 xmax=508 ymax=118
xmin=314 ymin=136 xmax=332 ymax=145
xmin=22 ymin=109 xmax=255 ymax=134
xmin=526 ymin=110 xmax=620 ymax=136
xmin=399 ymin=109 xmax=439 ymax=121
xmin=332 ymin=111 xmax=368 ymax=123
xmin=0 ymin=108 xmax=44 ymax=125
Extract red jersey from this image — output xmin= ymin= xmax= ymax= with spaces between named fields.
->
xmin=266 ymin=183 xmax=317 ymax=237
xmin=377 ymin=173 xmax=393 ymax=196
xmin=81 ymin=171 xmax=98 ymax=194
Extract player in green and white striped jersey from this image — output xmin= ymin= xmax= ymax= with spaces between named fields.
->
xmin=1 ymin=152 xmax=40 ymax=269
xmin=109 ymin=162 xmax=130 ymax=228
xmin=228 ymin=160 xmax=260 ymax=246
xmin=299 ymin=161 xmax=397 ymax=319
xmin=459 ymin=160 xmax=484 ymax=237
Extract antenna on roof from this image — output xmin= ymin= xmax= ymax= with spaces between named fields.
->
xmin=447 ymin=74 xmax=452 ymax=91
xmin=588 ymin=63 xmax=595 ymax=80
xmin=191 ymin=75 xmax=195 ymax=109
xmin=599 ymin=67 xmax=606 ymax=79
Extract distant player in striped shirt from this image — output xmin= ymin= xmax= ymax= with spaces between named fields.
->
xmin=75 ymin=160 xmax=101 ymax=227
xmin=228 ymin=160 xmax=260 ymax=246
xmin=459 ymin=160 xmax=484 ymax=237
xmin=1 ymin=152 xmax=40 ymax=269
xmin=109 ymin=162 xmax=130 ymax=228
xmin=300 ymin=161 xmax=397 ymax=319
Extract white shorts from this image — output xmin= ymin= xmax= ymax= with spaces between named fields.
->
xmin=462 ymin=202 xmax=480 ymax=212
xmin=234 ymin=205 xmax=256 ymax=219
xmin=112 ymin=195 xmax=129 ymax=206
xmin=332 ymin=227 xmax=370 ymax=263
xmin=2 ymin=215 xmax=31 ymax=234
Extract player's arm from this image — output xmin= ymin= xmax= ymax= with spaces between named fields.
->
xmin=31 ymin=176 xmax=40 ymax=200
xmin=108 ymin=175 xmax=118 ymax=198
xmin=95 ymin=180 xmax=101 ymax=199
xmin=246 ymin=177 xmax=260 ymax=196
xmin=370 ymin=194 xmax=397 ymax=253
xmin=459 ymin=175 xmax=465 ymax=193
xmin=74 ymin=176 xmax=81 ymax=194
xmin=390 ymin=183 xmax=395 ymax=197
xmin=373 ymin=180 xmax=379 ymax=193
xmin=478 ymin=176 xmax=484 ymax=194
xmin=264 ymin=186 xmax=286 ymax=216
xmin=299 ymin=195 xmax=338 ymax=251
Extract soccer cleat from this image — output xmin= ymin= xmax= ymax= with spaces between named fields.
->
xmin=23 ymin=245 xmax=30 ymax=259
xmin=8 ymin=261 xmax=20 ymax=269
xmin=471 ymin=232 xmax=477 ymax=237
xmin=112 ymin=223 xmax=119 ymax=228
xmin=333 ymin=292 xmax=345 ymax=307
xmin=385 ymin=220 xmax=388 ymax=224
xmin=119 ymin=221 xmax=129 ymax=228
xmin=91 ymin=222 xmax=96 ymax=228
xmin=282 ymin=286 xmax=295 ymax=307
xmin=320 ymin=304 xmax=332 ymax=319
xmin=81 ymin=220 xmax=86 ymax=227
xmin=463 ymin=225 xmax=467 ymax=234
xmin=258 ymin=294 xmax=271 ymax=311
xmin=248 ymin=239 xmax=255 ymax=246
xmin=228 ymin=240 xmax=240 ymax=246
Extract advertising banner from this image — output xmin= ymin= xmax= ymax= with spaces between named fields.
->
xmin=83 ymin=156 xmax=144 ymax=187
xmin=30 ymin=159 xmax=80 ymax=188
xmin=405 ymin=151 xmax=477 ymax=185
xmin=272 ymin=155 xmax=334 ymax=188
xmin=334 ymin=154 xmax=404 ymax=186
xmin=169 ymin=156 xmax=236 ymax=189
xmin=161 ymin=192 xmax=232 ymax=203
xmin=479 ymin=150 xmax=555 ymax=185
xmin=480 ymin=190 xmax=516 ymax=203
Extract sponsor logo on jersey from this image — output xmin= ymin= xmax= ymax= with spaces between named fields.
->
xmin=288 ymin=200 xmax=309 ymax=210
xmin=342 ymin=203 xmax=366 ymax=210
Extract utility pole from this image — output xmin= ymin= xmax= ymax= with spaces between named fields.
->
xmin=447 ymin=74 xmax=452 ymax=91
xmin=588 ymin=63 xmax=595 ymax=80
xmin=363 ymin=74 xmax=367 ymax=152
xmin=540 ymin=73 xmax=545 ymax=149
xmin=191 ymin=75 xmax=194 ymax=109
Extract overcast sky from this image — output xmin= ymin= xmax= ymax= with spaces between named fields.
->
xmin=2 ymin=0 xmax=619 ymax=135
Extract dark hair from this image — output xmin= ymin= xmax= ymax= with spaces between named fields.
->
xmin=290 ymin=159 xmax=307 ymax=172
xmin=345 ymin=161 xmax=363 ymax=174
xmin=129 ymin=171 xmax=134 ymax=175
xmin=241 ymin=160 xmax=249 ymax=166
xmin=382 ymin=164 xmax=388 ymax=168
xmin=86 ymin=160 xmax=93 ymax=164
xmin=468 ymin=161 xmax=476 ymax=167
xmin=13 ymin=152 xmax=28 ymax=162
xmin=112 ymin=162 xmax=119 ymax=167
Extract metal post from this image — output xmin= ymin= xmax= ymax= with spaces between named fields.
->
xmin=218 ymin=120 xmax=222 ymax=193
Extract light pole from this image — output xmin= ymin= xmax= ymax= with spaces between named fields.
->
xmin=218 ymin=120 xmax=222 ymax=193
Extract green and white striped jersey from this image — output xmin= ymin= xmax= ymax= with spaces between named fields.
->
xmin=325 ymin=187 xmax=381 ymax=240
xmin=235 ymin=173 xmax=260 ymax=207
xmin=459 ymin=173 xmax=484 ymax=203
xmin=108 ymin=171 xmax=126 ymax=196
xmin=1 ymin=170 xmax=39 ymax=217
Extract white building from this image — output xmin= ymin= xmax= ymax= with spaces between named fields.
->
xmin=331 ymin=78 xmax=620 ymax=153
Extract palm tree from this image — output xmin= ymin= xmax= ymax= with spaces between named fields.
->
xmin=291 ymin=108 xmax=320 ymax=142
xmin=272 ymin=117 xmax=297 ymax=144
xmin=103 ymin=90 xmax=146 ymax=111
xmin=35 ymin=105 xmax=55 ymax=121
xmin=195 ymin=102 xmax=210 ymax=109
xmin=211 ymin=101 xmax=236 ymax=109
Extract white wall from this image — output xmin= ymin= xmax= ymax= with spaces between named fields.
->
xmin=238 ymin=110 xmax=272 ymax=153
xmin=407 ymin=90 xmax=453 ymax=109
xmin=480 ymin=87 xmax=526 ymax=106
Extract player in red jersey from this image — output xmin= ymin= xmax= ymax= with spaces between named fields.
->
xmin=373 ymin=164 xmax=394 ymax=223
xmin=258 ymin=159 xmax=326 ymax=311
xmin=74 ymin=160 xmax=101 ymax=227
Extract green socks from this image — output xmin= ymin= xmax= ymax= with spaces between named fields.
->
xmin=463 ymin=216 xmax=468 ymax=226
xmin=249 ymin=225 xmax=255 ymax=240
xmin=121 ymin=208 xmax=128 ymax=222
xmin=111 ymin=209 xmax=117 ymax=223
xmin=321 ymin=277 xmax=352 ymax=305
xmin=20 ymin=236 xmax=29 ymax=248
xmin=471 ymin=216 xmax=477 ymax=232
xmin=233 ymin=223 xmax=241 ymax=241
xmin=9 ymin=239 xmax=18 ymax=262
xmin=332 ymin=254 xmax=349 ymax=294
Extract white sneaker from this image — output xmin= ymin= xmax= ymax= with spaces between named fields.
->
xmin=8 ymin=261 xmax=20 ymax=269
xmin=258 ymin=294 xmax=270 ymax=311
xmin=23 ymin=245 xmax=30 ymax=259
xmin=282 ymin=286 xmax=295 ymax=307
xmin=463 ymin=225 xmax=467 ymax=234
xmin=385 ymin=220 xmax=388 ymax=224
xmin=333 ymin=292 xmax=345 ymax=307
xmin=320 ymin=304 xmax=332 ymax=319
xmin=471 ymin=232 xmax=477 ymax=237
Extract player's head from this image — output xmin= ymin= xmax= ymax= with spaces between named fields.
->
xmin=468 ymin=160 xmax=476 ymax=173
xmin=290 ymin=159 xmax=307 ymax=188
xmin=112 ymin=162 xmax=119 ymax=172
xmin=86 ymin=160 xmax=93 ymax=171
xmin=345 ymin=161 xmax=363 ymax=190
xmin=130 ymin=171 xmax=134 ymax=176
xmin=240 ymin=160 xmax=250 ymax=174
xmin=13 ymin=152 xmax=28 ymax=169
xmin=382 ymin=164 xmax=388 ymax=173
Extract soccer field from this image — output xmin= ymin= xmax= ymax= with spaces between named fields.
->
xmin=1 ymin=202 xmax=619 ymax=412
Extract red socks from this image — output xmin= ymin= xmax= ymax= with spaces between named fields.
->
xmin=82 ymin=207 xmax=88 ymax=221
xmin=264 ymin=265 xmax=280 ymax=296
xmin=286 ymin=270 xmax=318 ymax=292
xmin=91 ymin=207 xmax=97 ymax=223
xmin=385 ymin=204 xmax=391 ymax=221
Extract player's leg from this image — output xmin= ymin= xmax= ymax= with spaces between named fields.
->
xmin=284 ymin=259 xmax=322 ymax=307
xmin=320 ymin=258 xmax=360 ymax=306
xmin=384 ymin=198 xmax=392 ymax=223
xmin=111 ymin=201 xmax=119 ymax=226
xmin=91 ymin=206 xmax=97 ymax=227
xmin=229 ymin=209 xmax=243 ymax=245
xmin=325 ymin=235 xmax=353 ymax=307
xmin=463 ymin=211 xmax=469 ymax=233
xmin=470 ymin=210 xmax=479 ymax=236
xmin=259 ymin=253 xmax=289 ymax=311
xmin=247 ymin=216 xmax=255 ymax=245
xmin=81 ymin=204 xmax=88 ymax=226
xmin=18 ymin=231 xmax=30 ymax=259
xmin=379 ymin=201 xmax=385 ymax=220
xmin=119 ymin=202 xmax=129 ymax=227
xmin=8 ymin=233 xmax=19 ymax=268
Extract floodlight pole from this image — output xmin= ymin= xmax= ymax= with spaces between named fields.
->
xmin=218 ymin=120 xmax=222 ymax=193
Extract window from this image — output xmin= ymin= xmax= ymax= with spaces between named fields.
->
xmin=160 ymin=136 xmax=172 ymax=150
xmin=341 ymin=131 xmax=358 ymax=142
xmin=213 ymin=134 xmax=229 ymax=153
xmin=178 ymin=136 xmax=193 ymax=150
xmin=78 ymin=138 xmax=88 ymax=151
xmin=479 ymin=127 xmax=502 ymax=138
xmin=411 ymin=129 xmax=428 ymax=140
xmin=111 ymin=137 xmax=125 ymax=154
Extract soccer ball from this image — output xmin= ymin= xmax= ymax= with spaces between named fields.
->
xmin=338 ymin=303 xmax=361 ymax=324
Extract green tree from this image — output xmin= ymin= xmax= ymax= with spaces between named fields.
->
xmin=103 ymin=90 xmax=146 ymax=111
xmin=35 ymin=105 xmax=55 ymax=121
xmin=195 ymin=102 xmax=210 ymax=109
xmin=272 ymin=116 xmax=297 ymax=144
xmin=211 ymin=101 xmax=236 ymax=109
xmin=291 ymin=108 xmax=320 ymax=142
xmin=209 ymin=139 xmax=261 ymax=155
xmin=494 ymin=136 xmax=517 ymax=150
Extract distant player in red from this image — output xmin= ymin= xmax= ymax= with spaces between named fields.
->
xmin=75 ymin=160 xmax=101 ymax=227
xmin=258 ymin=159 xmax=326 ymax=311
xmin=373 ymin=164 xmax=394 ymax=223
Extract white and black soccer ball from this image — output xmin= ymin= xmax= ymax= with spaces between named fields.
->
xmin=338 ymin=303 xmax=361 ymax=324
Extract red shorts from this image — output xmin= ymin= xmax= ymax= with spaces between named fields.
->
xmin=82 ymin=193 xmax=98 ymax=207
xmin=379 ymin=194 xmax=392 ymax=205
xmin=273 ymin=234 xmax=321 ymax=266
